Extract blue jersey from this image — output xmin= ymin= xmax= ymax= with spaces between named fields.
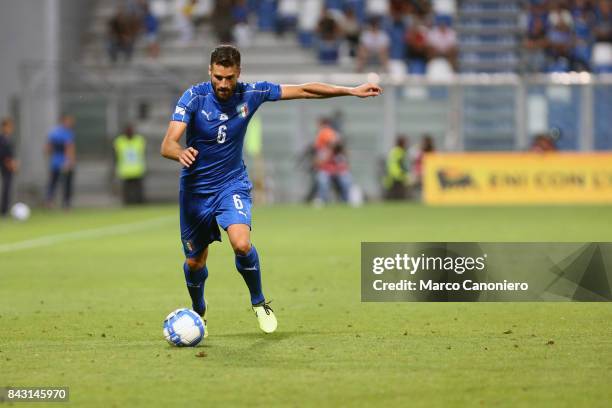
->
xmin=171 ymin=81 xmax=282 ymax=194
xmin=47 ymin=125 xmax=75 ymax=170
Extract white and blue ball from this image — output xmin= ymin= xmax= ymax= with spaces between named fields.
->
xmin=163 ymin=308 xmax=205 ymax=347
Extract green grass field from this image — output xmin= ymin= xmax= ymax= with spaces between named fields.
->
xmin=1 ymin=204 xmax=611 ymax=407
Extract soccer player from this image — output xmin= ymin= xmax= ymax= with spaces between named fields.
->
xmin=160 ymin=45 xmax=382 ymax=334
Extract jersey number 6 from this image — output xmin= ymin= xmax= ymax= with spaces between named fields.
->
xmin=217 ymin=125 xmax=227 ymax=144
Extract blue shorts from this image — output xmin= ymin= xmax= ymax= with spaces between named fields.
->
xmin=179 ymin=178 xmax=253 ymax=258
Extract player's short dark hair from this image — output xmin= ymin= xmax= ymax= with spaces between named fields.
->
xmin=210 ymin=45 xmax=241 ymax=68
xmin=1 ymin=117 xmax=13 ymax=127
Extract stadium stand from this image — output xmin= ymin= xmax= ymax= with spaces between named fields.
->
xmin=6 ymin=0 xmax=611 ymax=204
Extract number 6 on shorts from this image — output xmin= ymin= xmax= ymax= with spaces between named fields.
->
xmin=233 ymin=194 xmax=243 ymax=209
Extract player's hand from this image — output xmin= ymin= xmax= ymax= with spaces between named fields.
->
xmin=179 ymin=147 xmax=199 ymax=167
xmin=351 ymin=82 xmax=383 ymax=98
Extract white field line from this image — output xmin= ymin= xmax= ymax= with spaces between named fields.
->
xmin=0 ymin=216 xmax=174 ymax=254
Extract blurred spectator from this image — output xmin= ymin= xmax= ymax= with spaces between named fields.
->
xmin=356 ymin=17 xmax=390 ymax=72
xmin=143 ymin=2 xmax=160 ymax=60
xmin=317 ymin=9 xmax=342 ymax=63
xmin=212 ymin=0 xmax=234 ymax=43
xmin=45 ymin=114 xmax=76 ymax=209
xmin=530 ymin=132 xmax=558 ymax=152
xmin=387 ymin=5 xmax=409 ymax=70
xmin=299 ymin=118 xmax=335 ymax=203
xmin=232 ymin=0 xmax=252 ymax=48
xmin=528 ymin=0 xmax=549 ymax=31
xmin=257 ymin=0 xmax=277 ymax=31
xmin=315 ymin=117 xmax=339 ymax=151
xmin=0 ymin=118 xmax=18 ymax=217
xmin=390 ymin=0 xmax=409 ymax=18
xmin=305 ymin=117 xmax=339 ymax=203
xmin=312 ymin=118 xmax=352 ymax=204
xmin=340 ymin=7 xmax=361 ymax=58
xmin=412 ymin=0 xmax=433 ymax=16
xmin=298 ymin=0 xmax=324 ymax=48
xmin=114 ymin=125 xmax=147 ymax=205
xmin=412 ymin=134 xmax=434 ymax=195
xmin=405 ymin=17 xmax=429 ymax=74
xmin=572 ymin=0 xmax=595 ymax=40
xmin=426 ymin=16 xmax=458 ymax=70
xmin=384 ymin=136 xmax=410 ymax=200
xmin=572 ymin=2 xmax=595 ymax=71
xmin=177 ymin=0 xmax=198 ymax=44
xmin=546 ymin=1 xmax=574 ymax=71
xmin=524 ymin=16 xmax=548 ymax=72
xmin=316 ymin=142 xmax=352 ymax=204
xmin=522 ymin=0 xmax=612 ymax=72
xmin=108 ymin=7 xmax=137 ymax=63
xmin=594 ymin=0 xmax=611 ymax=43
xmin=548 ymin=1 xmax=574 ymax=30
xmin=276 ymin=0 xmax=299 ymax=36
xmin=160 ymin=0 xmax=610 ymax=74
xmin=366 ymin=0 xmax=390 ymax=19
xmin=232 ymin=0 xmax=250 ymax=24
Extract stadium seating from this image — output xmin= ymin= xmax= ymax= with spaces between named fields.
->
xmin=456 ymin=0 xmax=522 ymax=73
xmin=66 ymin=0 xmax=612 ymax=203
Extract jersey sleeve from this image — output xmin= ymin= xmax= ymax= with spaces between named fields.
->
xmin=171 ymin=88 xmax=198 ymax=124
xmin=251 ymin=81 xmax=282 ymax=106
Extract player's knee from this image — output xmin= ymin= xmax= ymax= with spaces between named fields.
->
xmin=185 ymin=257 xmax=206 ymax=271
xmin=232 ymin=239 xmax=251 ymax=256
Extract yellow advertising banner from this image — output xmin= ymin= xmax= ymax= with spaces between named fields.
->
xmin=423 ymin=153 xmax=612 ymax=204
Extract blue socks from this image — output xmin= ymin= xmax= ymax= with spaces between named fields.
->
xmin=183 ymin=245 xmax=264 ymax=313
xmin=183 ymin=263 xmax=208 ymax=316
xmin=235 ymin=245 xmax=265 ymax=305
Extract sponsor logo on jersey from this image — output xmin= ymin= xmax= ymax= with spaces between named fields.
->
xmin=219 ymin=113 xmax=229 ymax=121
xmin=201 ymin=110 xmax=212 ymax=120
xmin=175 ymin=106 xmax=186 ymax=116
xmin=236 ymin=103 xmax=249 ymax=118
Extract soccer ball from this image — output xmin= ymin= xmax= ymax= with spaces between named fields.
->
xmin=10 ymin=202 xmax=31 ymax=221
xmin=163 ymin=308 xmax=205 ymax=347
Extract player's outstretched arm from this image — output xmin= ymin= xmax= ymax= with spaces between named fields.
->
xmin=160 ymin=120 xmax=198 ymax=168
xmin=280 ymin=82 xmax=383 ymax=100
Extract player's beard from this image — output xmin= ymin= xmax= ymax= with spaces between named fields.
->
xmin=212 ymin=82 xmax=236 ymax=101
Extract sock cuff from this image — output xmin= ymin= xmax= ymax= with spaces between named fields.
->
xmin=236 ymin=244 xmax=256 ymax=258
xmin=235 ymin=244 xmax=258 ymax=267
xmin=183 ymin=262 xmax=208 ymax=272
xmin=183 ymin=262 xmax=208 ymax=284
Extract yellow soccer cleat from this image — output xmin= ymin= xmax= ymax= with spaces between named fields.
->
xmin=252 ymin=301 xmax=277 ymax=334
